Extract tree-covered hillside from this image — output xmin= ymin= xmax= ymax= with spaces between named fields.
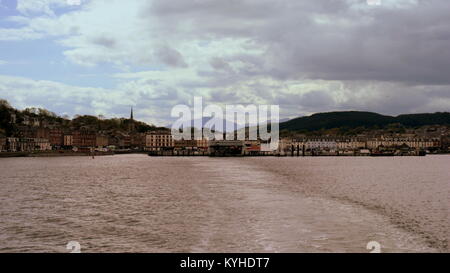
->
xmin=0 ymin=99 xmax=166 ymax=136
xmin=279 ymin=111 xmax=450 ymax=133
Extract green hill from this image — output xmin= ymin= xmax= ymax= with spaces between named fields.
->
xmin=0 ymin=99 xmax=165 ymax=137
xmin=279 ymin=111 xmax=450 ymax=132
xmin=2 ymin=97 xmax=449 ymax=137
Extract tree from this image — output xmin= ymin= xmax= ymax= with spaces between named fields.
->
xmin=0 ymin=99 xmax=12 ymax=109
xmin=0 ymin=100 xmax=13 ymax=136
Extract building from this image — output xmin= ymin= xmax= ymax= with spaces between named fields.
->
xmin=49 ymin=129 xmax=64 ymax=147
xmin=16 ymin=126 xmax=36 ymax=138
xmin=116 ymin=132 xmax=131 ymax=148
xmin=278 ymin=138 xmax=294 ymax=153
xmin=305 ymin=138 xmax=337 ymax=151
xmin=108 ymin=135 xmax=119 ymax=148
xmin=64 ymin=135 xmax=73 ymax=147
xmin=22 ymin=116 xmax=40 ymax=127
xmin=5 ymin=138 xmax=51 ymax=152
xmin=366 ymin=137 xmax=439 ymax=150
xmin=244 ymin=140 xmax=261 ymax=154
xmin=21 ymin=138 xmax=51 ymax=151
xmin=441 ymin=135 xmax=450 ymax=150
xmin=38 ymin=138 xmax=52 ymax=151
xmin=146 ymin=132 xmax=174 ymax=151
xmin=0 ymin=137 xmax=6 ymax=152
xmin=278 ymin=138 xmax=307 ymax=154
xmin=278 ymin=138 xmax=292 ymax=154
xmin=96 ymin=135 xmax=109 ymax=147
xmin=174 ymin=138 xmax=209 ymax=151
xmin=196 ymin=139 xmax=209 ymax=151
xmin=174 ymin=139 xmax=198 ymax=150
xmin=15 ymin=127 xmax=56 ymax=145
xmin=131 ymin=133 xmax=146 ymax=148
xmin=6 ymin=137 xmax=19 ymax=152
xmin=336 ymin=138 xmax=366 ymax=150
xmin=73 ymin=130 xmax=96 ymax=147
xmin=36 ymin=128 xmax=50 ymax=139
xmin=208 ymin=140 xmax=244 ymax=156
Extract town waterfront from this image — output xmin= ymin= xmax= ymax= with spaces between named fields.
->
xmin=0 ymin=154 xmax=448 ymax=253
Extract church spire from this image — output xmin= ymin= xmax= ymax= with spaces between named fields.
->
xmin=128 ymin=106 xmax=136 ymax=133
xmin=128 ymin=106 xmax=136 ymax=132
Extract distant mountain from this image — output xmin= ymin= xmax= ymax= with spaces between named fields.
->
xmin=169 ymin=117 xmax=241 ymax=132
xmin=279 ymin=111 xmax=450 ymax=132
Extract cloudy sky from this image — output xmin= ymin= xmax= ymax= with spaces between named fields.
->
xmin=0 ymin=0 xmax=449 ymax=126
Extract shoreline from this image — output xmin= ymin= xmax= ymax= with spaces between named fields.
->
xmin=1 ymin=151 xmax=449 ymax=158
xmin=0 ymin=151 xmax=114 ymax=158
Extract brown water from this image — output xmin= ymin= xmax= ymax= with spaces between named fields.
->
xmin=0 ymin=154 xmax=448 ymax=253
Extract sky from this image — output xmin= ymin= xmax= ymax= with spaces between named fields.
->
xmin=0 ymin=0 xmax=449 ymax=126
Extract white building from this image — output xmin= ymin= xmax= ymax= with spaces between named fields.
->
xmin=306 ymin=139 xmax=337 ymax=150
xmin=366 ymin=137 xmax=439 ymax=150
xmin=5 ymin=138 xmax=51 ymax=152
xmin=336 ymin=138 xmax=366 ymax=150
xmin=146 ymin=132 xmax=174 ymax=151
xmin=0 ymin=137 xmax=6 ymax=152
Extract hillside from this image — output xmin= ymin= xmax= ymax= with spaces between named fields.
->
xmin=2 ymin=98 xmax=449 ymax=137
xmin=0 ymin=99 xmax=165 ymax=137
xmin=279 ymin=111 xmax=450 ymax=133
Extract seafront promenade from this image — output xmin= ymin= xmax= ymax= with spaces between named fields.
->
xmin=1 ymin=149 xmax=439 ymax=158
xmin=0 ymin=150 xmax=114 ymax=158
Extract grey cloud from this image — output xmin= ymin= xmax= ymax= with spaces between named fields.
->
xmin=67 ymin=0 xmax=450 ymax=123
xmin=210 ymin=57 xmax=232 ymax=71
xmin=300 ymin=90 xmax=335 ymax=109
xmin=146 ymin=0 xmax=450 ymax=85
xmin=5 ymin=0 xmax=450 ymax=125
xmin=155 ymin=45 xmax=187 ymax=68
xmin=90 ymin=36 xmax=117 ymax=48
xmin=209 ymin=90 xmax=240 ymax=103
xmin=336 ymin=82 xmax=450 ymax=115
